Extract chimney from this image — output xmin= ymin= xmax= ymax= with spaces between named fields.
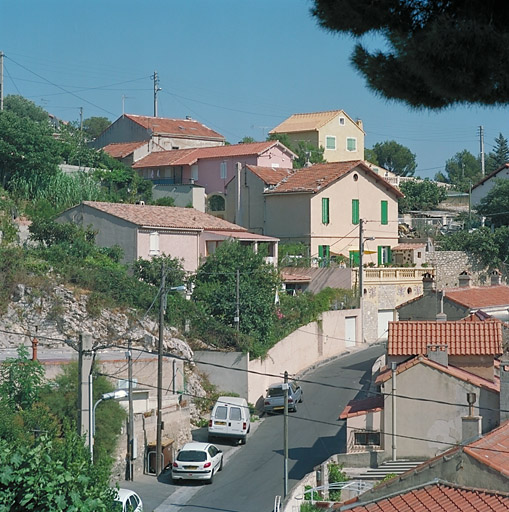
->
xmin=501 ymin=356 xmax=509 ymax=423
xmin=356 ymin=119 xmax=364 ymax=131
xmin=491 ymin=269 xmax=502 ymax=286
xmin=427 ymin=344 xmax=448 ymax=366
xmin=422 ymin=272 xmax=435 ymax=294
xmin=462 ymin=392 xmax=482 ymax=442
xmin=458 ymin=271 xmax=472 ymax=288
xmin=436 ymin=291 xmax=447 ymax=321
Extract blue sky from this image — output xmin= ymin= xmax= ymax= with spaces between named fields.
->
xmin=2 ymin=0 xmax=508 ymax=178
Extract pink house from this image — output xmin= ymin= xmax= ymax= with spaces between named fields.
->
xmin=56 ymin=201 xmax=278 ymax=272
xmin=131 ymin=141 xmax=296 ymax=208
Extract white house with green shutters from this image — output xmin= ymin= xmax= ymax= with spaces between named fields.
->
xmin=225 ymin=161 xmax=402 ymax=266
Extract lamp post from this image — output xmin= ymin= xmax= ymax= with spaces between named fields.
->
xmin=358 ymin=219 xmax=375 ymax=344
xmin=91 ymin=389 xmax=128 ymax=463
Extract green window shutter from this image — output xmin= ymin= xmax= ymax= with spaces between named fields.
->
xmin=318 ymin=245 xmax=324 ymax=258
xmin=352 ymin=199 xmax=359 ymax=225
xmin=378 ymin=246 xmax=383 ymax=265
xmin=322 ymin=198 xmax=330 ymax=224
xmin=350 ymin=250 xmax=360 ymax=266
xmin=387 ymin=246 xmax=392 ymax=264
xmin=324 ymin=245 xmax=330 ymax=259
xmin=381 ymin=201 xmax=388 ymax=225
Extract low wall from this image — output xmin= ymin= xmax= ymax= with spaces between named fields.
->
xmin=195 ymin=309 xmax=361 ymax=407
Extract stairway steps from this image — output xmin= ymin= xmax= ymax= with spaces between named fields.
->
xmin=357 ymin=460 xmax=425 ymax=481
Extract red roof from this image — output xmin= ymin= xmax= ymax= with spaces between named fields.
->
xmin=245 ymin=165 xmax=295 ymax=185
xmin=132 ymin=141 xmax=293 ymax=169
xmin=205 ymin=230 xmax=278 ymax=242
xmin=445 ymin=286 xmax=509 ymax=309
xmin=79 ymin=201 xmax=248 ymax=232
xmin=345 ymin=481 xmax=509 ymax=511
xmin=124 ymin=114 xmax=224 ymax=140
xmin=264 ymin=161 xmax=404 ymax=197
xmin=339 ymin=395 xmax=384 ymax=419
xmin=102 ymin=141 xmax=146 ymax=158
xmin=376 ymin=356 xmax=500 ymax=393
xmin=465 ymin=420 xmax=509 ymax=478
xmin=392 ymin=243 xmax=426 ymax=251
xmin=388 ymin=320 xmax=502 ymax=356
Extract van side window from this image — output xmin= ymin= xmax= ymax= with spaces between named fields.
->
xmin=229 ymin=407 xmax=242 ymax=421
xmin=215 ymin=406 xmax=227 ymax=420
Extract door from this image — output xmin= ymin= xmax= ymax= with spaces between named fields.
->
xmin=345 ymin=316 xmax=356 ymax=347
xmin=211 ymin=404 xmax=228 ymax=435
xmin=228 ymin=405 xmax=245 ymax=436
xmin=378 ymin=310 xmax=393 ymax=341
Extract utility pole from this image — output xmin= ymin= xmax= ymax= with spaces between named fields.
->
xmin=152 ymin=71 xmax=162 ymax=117
xmin=391 ymin=362 xmax=397 ymax=461
xmin=156 ymin=262 xmax=166 ymax=476
xmin=283 ymin=370 xmax=289 ymax=498
xmin=0 ymin=51 xmax=4 ymax=111
xmin=78 ymin=333 xmax=94 ymax=445
xmin=127 ymin=339 xmax=134 ymax=480
xmin=479 ymin=125 xmax=485 ymax=176
xmin=79 ymin=107 xmax=83 ymax=131
xmin=235 ymin=269 xmax=240 ymax=332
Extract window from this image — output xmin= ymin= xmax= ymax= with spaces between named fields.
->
xmin=354 ymin=431 xmax=381 ymax=446
xmin=349 ymin=250 xmax=360 ymax=267
xmin=339 ymin=116 xmax=346 ymax=126
xmin=149 ymin=232 xmax=159 ymax=256
xmin=318 ymin=245 xmax=330 ymax=267
xmin=322 ymin=197 xmax=330 ymax=224
xmin=381 ymin=200 xmax=388 ymax=225
xmin=378 ymin=246 xmax=392 ymax=265
xmin=215 ymin=406 xmax=227 ymax=420
xmin=325 ymin=136 xmax=336 ymax=150
xmin=346 ymin=137 xmax=357 ymax=152
xmin=208 ymin=195 xmax=225 ymax=212
xmin=229 ymin=407 xmax=242 ymax=421
xmin=220 ymin=161 xmax=227 ymax=179
xmin=352 ymin=199 xmax=359 ymax=225
xmin=191 ymin=164 xmax=198 ymax=181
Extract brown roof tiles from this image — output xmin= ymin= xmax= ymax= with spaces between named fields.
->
xmin=339 ymin=395 xmax=384 ymax=419
xmin=270 ymin=109 xmax=364 ymax=133
xmin=102 ymin=141 xmax=146 ymax=158
xmin=388 ymin=320 xmax=503 ymax=356
xmin=445 ymin=286 xmax=509 ymax=309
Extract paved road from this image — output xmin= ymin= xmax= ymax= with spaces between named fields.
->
xmin=133 ymin=344 xmax=383 ymax=512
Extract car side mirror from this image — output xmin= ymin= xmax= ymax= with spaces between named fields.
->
xmin=218 ymin=449 xmax=222 ymax=453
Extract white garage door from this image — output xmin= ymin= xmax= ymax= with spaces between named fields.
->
xmin=345 ymin=317 xmax=356 ymax=347
xmin=378 ymin=310 xmax=394 ymax=341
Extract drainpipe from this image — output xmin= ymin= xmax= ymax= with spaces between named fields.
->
xmin=391 ymin=362 xmax=397 ymax=461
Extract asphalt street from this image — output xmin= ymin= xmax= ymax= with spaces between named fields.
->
xmin=117 ymin=344 xmax=384 ymax=512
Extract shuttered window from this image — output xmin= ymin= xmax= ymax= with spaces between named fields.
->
xmin=322 ymin=197 xmax=330 ymax=224
xmin=381 ymin=200 xmax=388 ymax=225
xmin=352 ymin=199 xmax=359 ymax=225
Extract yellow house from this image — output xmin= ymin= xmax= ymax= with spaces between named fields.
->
xmin=269 ymin=109 xmax=365 ymax=163
xmin=226 ymin=161 xmax=403 ymax=266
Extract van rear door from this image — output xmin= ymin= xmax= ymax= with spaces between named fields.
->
xmin=210 ymin=404 xmax=228 ymax=435
xmin=227 ymin=405 xmax=245 ymax=436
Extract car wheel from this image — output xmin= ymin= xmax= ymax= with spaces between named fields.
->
xmin=219 ymin=456 xmax=223 ymax=471
xmin=299 ymin=392 xmax=303 ymax=403
xmin=240 ymin=436 xmax=247 ymax=445
xmin=292 ymin=403 xmax=297 ymax=412
xmin=207 ymin=469 xmax=214 ymax=484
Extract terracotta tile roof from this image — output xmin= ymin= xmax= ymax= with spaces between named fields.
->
xmin=245 ymin=165 xmax=294 ymax=185
xmin=376 ymin=356 xmax=500 ymax=393
xmin=102 ymin=141 xmax=146 ymax=158
xmin=461 ymin=311 xmax=494 ymax=322
xmin=445 ymin=286 xmax=509 ymax=309
xmin=388 ymin=320 xmax=503 ymax=356
xmin=132 ymin=141 xmax=293 ymax=169
xmin=80 ymin=201 xmax=247 ymax=231
xmin=345 ymin=481 xmax=509 ymax=511
xmin=124 ymin=114 xmax=224 ymax=140
xmin=464 ymin=420 xmax=509 ymax=478
xmin=205 ymin=230 xmax=278 ymax=241
xmin=472 ymin=163 xmax=509 ymax=191
xmin=392 ymin=243 xmax=426 ymax=251
xmin=281 ymin=271 xmax=312 ymax=283
xmin=339 ymin=395 xmax=384 ymax=419
xmin=270 ymin=109 xmax=364 ymax=133
xmin=262 ymin=161 xmax=404 ymax=197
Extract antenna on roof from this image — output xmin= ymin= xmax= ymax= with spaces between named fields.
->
xmin=304 ymin=151 xmax=312 ymax=168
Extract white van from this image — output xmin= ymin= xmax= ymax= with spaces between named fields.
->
xmin=208 ymin=396 xmax=250 ymax=445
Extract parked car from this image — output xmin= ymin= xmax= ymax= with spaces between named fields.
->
xmin=264 ymin=381 xmax=303 ymax=414
xmin=114 ymin=488 xmax=143 ymax=512
xmin=172 ymin=442 xmax=223 ymax=484
xmin=208 ymin=396 xmax=250 ymax=445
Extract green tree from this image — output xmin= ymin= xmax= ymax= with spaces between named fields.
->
xmin=485 ymin=133 xmax=509 ymax=174
xmin=82 ymin=116 xmax=111 ymax=140
xmin=193 ymin=241 xmax=280 ymax=343
xmin=364 ymin=148 xmax=378 ymax=164
xmin=369 ymin=140 xmax=416 ymax=176
xmin=398 ymin=180 xmax=447 ymax=213
xmin=0 ymin=345 xmax=45 ymax=411
xmin=4 ymin=94 xmax=49 ymax=123
xmin=438 ymin=150 xmax=482 ymax=192
xmin=311 ymin=1 xmax=509 ymax=109
xmin=267 ymin=133 xmax=324 ymax=168
xmin=132 ymin=254 xmax=186 ymax=288
xmin=240 ymin=136 xmax=256 ymax=144
xmin=476 ymin=179 xmax=509 ymax=227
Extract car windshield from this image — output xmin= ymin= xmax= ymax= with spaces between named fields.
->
xmin=177 ymin=450 xmax=207 ymax=462
xmin=267 ymin=387 xmax=284 ymax=397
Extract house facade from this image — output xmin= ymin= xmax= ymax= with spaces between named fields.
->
xmin=102 ymin=140 xmax=164 ymax=167
xmin=90 ymin=114 xmax=225 ymax=151
xmin=269 ymin=109 xmax=365 ymax=163
xmin=226 ymin=161 xmax=402 ymax=267
xmin=56 ymin=201 xmax=278 ymax=272
xmin=471 ymin=163 xmax=509 ymax=206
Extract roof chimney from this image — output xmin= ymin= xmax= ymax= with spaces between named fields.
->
xmin=422 ymin=272 xmax=435 ymax=294
xmin=356 ymin=119 xmax=363 ymax=131
xmin=491 ymin=269 xmax=502 ymax=286
xmin=436 ymin=291 xmax=447 ymax=321
xmin=462 ymin=392 xmax=482 ymax=443
xmin=427 ymin=344 xmax=448 ymax=366
xmin=458 ymin=271 xmax=472 ymax=288
xmin=501 ymin=356 xmax=509 ymax=423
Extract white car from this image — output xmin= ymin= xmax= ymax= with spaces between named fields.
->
xmin=114 ymin=488 xmax=143 ymax=512
xmin=172 ymin=442 xmax=223 ymax=484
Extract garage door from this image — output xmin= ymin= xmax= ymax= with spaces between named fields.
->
xmin=345 ymin=317 xmax=356 ymax=347
xmin=378 ymin=310 xmax=394 ymax=341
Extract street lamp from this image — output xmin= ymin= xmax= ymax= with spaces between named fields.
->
xmin=358 ymin=218 xmax=375 ymax=344
xmin=91 ymin=389 xmax=128 ymax=463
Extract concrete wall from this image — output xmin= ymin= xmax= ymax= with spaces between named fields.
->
xmin=195 ymin=309 xmax=361 ymax=407
xmin=380 ymin=362 xmax=500 ymax=459
xmin=425 ymin=251 xmax=490 ymax=288
xmin=265 ymin=193 xmax=311 ymax=241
